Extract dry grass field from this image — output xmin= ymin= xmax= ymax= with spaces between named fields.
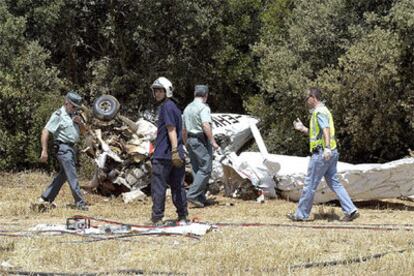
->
xmin=1 ymin=171 xmax=414 ymax=275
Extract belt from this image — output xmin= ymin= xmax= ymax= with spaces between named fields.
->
xmin=55 ymin=140 xmax=75 ymax=147
xmin=311 ymin=146 xmax=323 ymax=153
xmin=312 ymin=146 xmax=336 ymax=153
xmin=187 ymin=132 xmax=205 ymax=138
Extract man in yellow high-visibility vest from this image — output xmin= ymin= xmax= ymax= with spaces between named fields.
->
xmin=287 ymin=88 xmax=359 ymax=222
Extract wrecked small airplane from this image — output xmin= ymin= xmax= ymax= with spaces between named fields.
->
xmin=80 ymin=95 xmax=414 ymax=204
xmin=79 ymin=95 xmax=262 ymax=202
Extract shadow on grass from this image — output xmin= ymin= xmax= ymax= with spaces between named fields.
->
xmin=313 ymin=212 xmax=341 ymax=221
xmin=323 ymin=199 xmax=414 ymax=211
xmin=354 ymin=200 xmax=414 ymax=211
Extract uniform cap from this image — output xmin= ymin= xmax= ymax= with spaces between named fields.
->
xmin=65 ymin=91 xmax=82 ymax=107
xmin=194 ymin=85 xmax=209 ymax=97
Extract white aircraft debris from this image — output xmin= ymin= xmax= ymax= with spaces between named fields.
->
xmin=31 ymin=221 xmax=213 ymax=237
xmin=222 ymin=127 xmax=414 ymax=203
xmin=274 ymin=154 xmax=414 ymax=203
xmin=82 ymin=95 xmax=414 ymax=204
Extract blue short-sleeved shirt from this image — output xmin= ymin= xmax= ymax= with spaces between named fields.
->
xmin=153 ymin=99 xmax=185 ymax=160
xmin=45 ymin=106 xmax=80 ymax=143
xmin=317 ymin=112 xmax=330 ymax=129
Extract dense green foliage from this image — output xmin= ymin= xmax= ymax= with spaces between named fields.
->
xmin=251 ymin=0 xmax=414 ymax=162
xmin=0 ymin=0 xmax=413 ymax=170
xmin=0 ymin=2 xmax=64 ymax=170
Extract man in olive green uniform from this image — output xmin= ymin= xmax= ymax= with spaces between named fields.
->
xmin=183 ymin=85 xmax=219 ymax=208
xmin=37 ymin=91 xmax=88 ymax=211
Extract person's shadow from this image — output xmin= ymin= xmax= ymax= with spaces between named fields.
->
xmin=312 ymin=199 xmax=414 ymax=221
xmin=354 ymin=200 xmax=414 ymax=211
xmin=315 ymin=199 xmax=414 ymax=221
xmin=313 ymin=212 xmax=341 ymax=221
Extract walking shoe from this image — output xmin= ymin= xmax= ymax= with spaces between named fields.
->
xmin=31 ymin=197 xmax=56 ymax=212
xmin=36 ymin=197 xmax=47 ymax=205
xmin=341 ymin=210 xmax=360 ymax=222
xmin=152 ymin=219 xmax=165 ymax=227
xmin=38 ymin=197 xmax=57 ymax=208
xmin=177 ymin=216 xmax=190 ymax=225
xmin=286 ymin=213 xmax=313 ymax=222
xmin=31 ymin=198 xmax=46 ymax=212
xmin=187 ymin=198 xmax=204 ymax=208
xmin=204 ymin=198 xmax=218 ymax=207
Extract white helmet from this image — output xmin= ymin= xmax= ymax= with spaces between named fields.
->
xmin=151 ymin=77 xmax=173 ymax=98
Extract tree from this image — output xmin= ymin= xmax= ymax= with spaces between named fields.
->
xmin=0 ymin=2 xmax=64 ymax=170
xmin=250 ymin=0 xmax=414 ymax=162
xmin=317 ymin=28 xmax=406 ymax=162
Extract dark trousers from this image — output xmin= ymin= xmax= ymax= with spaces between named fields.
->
xmin=42 ymin=143 xmax=85 ymax=206
xmin=151 ymin=159 xmax=188 ymax=222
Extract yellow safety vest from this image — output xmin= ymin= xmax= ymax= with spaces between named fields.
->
xmin=309 ymin=105 xmax=337 ymax=152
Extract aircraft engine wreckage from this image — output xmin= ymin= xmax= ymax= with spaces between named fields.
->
xmin=81 ymin=95 xmax=414 ymax=204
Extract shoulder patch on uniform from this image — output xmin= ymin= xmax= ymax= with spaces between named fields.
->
xmin=55 ymin=109 xmax=62 ymax=116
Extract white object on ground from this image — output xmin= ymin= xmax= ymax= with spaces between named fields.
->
xmin=30 ymin=222 xmax=213 ymax=237
xmin=223 ymin=152 xmax=279 ymax=198
xmin=267 ymin=154 xmax=414 ymax=203
xmin=1 ymin=261 xmax=14 ymax=268
xmin=209 ymin=113 xmax=259 ymax=189
xmin=122 ymin=189 xmax=146 ymax=203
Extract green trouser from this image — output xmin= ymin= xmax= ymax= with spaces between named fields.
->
xmin=186 ymin=135 xmax=213 ymax=203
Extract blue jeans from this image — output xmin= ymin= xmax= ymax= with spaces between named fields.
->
xmin=151 ymin=159 xmax=188 ymax=222
xmin=295 ymin=149 xmax=357 ymax=219
xmin=42 ymin=143 xmax=85 ymax=206
xmin=186 ymin=136 xmax=213 ymax=204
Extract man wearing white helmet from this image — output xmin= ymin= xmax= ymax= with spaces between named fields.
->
xmin=150 ymin=77 xmax=188 ymax=226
